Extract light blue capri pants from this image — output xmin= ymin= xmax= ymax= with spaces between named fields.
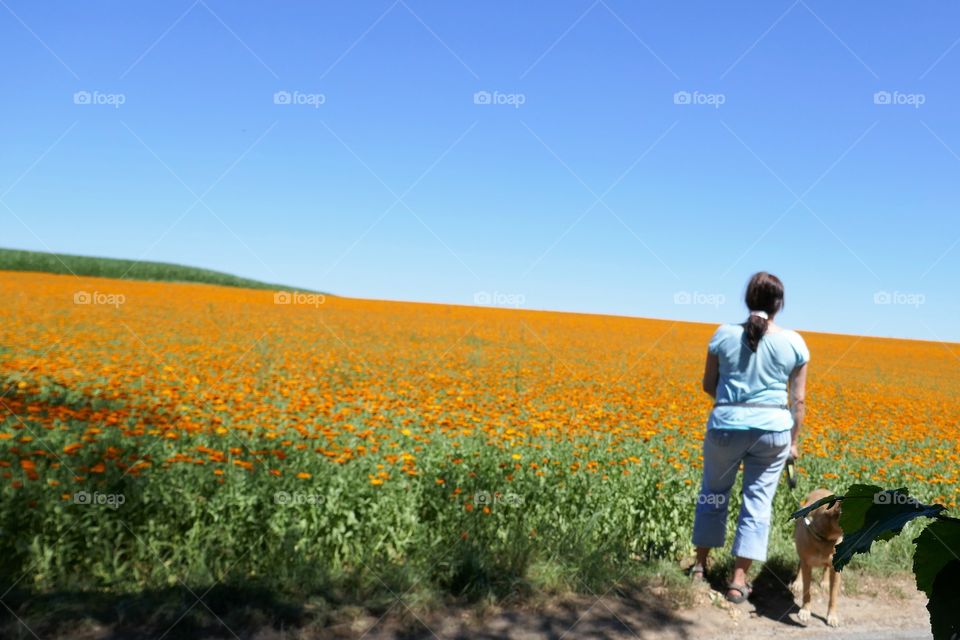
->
xmin=692 ymin=428 xmax=791 ymax=561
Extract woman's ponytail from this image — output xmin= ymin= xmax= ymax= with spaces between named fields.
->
xmin=743 ymin=272 xmax=784 ymax=352
xmin=745 ymin=313 xmax=768 ymax=352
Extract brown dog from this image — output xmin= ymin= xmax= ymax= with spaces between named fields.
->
xmin=791 ymin=488 xmax=843 ymax=627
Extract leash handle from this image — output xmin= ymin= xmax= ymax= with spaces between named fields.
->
xmin=785 ymin=456 xmax=797 ymax=489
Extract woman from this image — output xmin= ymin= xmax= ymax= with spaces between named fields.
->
xmin=688 ymin=272 xmax=809 ymax=603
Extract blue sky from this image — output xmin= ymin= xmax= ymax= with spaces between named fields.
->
xmin=2 ymin=1 xmax=959 ymax=342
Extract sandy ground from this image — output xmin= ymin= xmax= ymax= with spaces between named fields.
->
xmin=330 ymin=575 xmax=932 ymax=640
xmin=3 ymin=575 xmax=931 ymax=639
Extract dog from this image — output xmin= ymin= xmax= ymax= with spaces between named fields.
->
xmin=791 ymin=488 xmax=843 ymax=627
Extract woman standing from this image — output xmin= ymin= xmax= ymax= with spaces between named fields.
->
xmin=689 ymin=272 xmax=809 ymax=603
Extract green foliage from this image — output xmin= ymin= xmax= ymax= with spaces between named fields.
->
xmin=789 ymin=492 xmax=840 ymax=520
xmin=914 ymin=521 xmax=960 ymax=640
xmin=838 ymin=484 xmax=889 ymax=532
xmin=926 ymin=560 xmax=960 ymax=640
xmin=0 ymin=374 xmax=952 ymax=624
xmin=914 ymin=520 xmax=960 ymax=596
xmin=0 ymin=247 xmax=312 ymax=292
xmin=835 ymin=486 xmax=945 ymax=571
xmin=792 ymin=484 xmax=959 ymax=640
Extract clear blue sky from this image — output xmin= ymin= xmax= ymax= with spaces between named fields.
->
xmin=3 ymin=1 xmax=959 ymax=342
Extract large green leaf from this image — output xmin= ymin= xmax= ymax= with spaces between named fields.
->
xmin=914 ymin=519 xmax=960 ymax=597
xmin=837 ymin=484 xmax=886 ymax=533
xmin=789 ymin=493 xmax=840 ymax=521
xmin=926 ymin=558 xmax=960 ymax=640
xmin=788 ymin=483 xmax=883 ymax=528
xmin=833 ymin=488 xmax=946 ymax=571
xmin=914 ymin=519 xmax=960 ymax=639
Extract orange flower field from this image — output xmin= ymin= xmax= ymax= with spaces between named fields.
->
xmin=1 ymin=270 xmax=958 ymax=593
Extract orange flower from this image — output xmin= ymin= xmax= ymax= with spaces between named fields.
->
xmin=0 ymin=268 xmax=956 ymax=540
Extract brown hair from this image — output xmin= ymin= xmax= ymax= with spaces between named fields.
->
xmin=744 ymin=272 xmax=784 ymax=352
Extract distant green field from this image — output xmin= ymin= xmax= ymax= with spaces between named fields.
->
xmin=0 ymin=247 xmax=309 ymax=292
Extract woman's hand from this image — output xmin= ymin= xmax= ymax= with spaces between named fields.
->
xmin=790 ymin=441 xmax=800 ymax=459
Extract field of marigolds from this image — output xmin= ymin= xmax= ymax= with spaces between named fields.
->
xmin=1 ymin=270 xmax=958 ymax=602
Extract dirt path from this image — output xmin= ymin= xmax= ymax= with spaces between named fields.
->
xmin=8 ymin=575 xmax=928 ymax=639
xmin=338 ymin=576 xmax=932 ymax=640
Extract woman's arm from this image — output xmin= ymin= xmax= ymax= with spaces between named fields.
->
xmin=788 ymin=363 xmax=807 ymax=457
xmin=702 ymin=352 xmax=719 ymax=398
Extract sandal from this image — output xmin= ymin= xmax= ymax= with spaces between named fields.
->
xmin=688 ymin=563 xmax=706 ymax=582
xmin=724 ymin=582 xmax=752 ymax=604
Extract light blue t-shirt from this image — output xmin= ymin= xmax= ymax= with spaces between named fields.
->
xmin=706 ymin=323 xmax=810 ymax=432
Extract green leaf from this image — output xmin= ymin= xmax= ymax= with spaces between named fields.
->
xmin=833 ymin=488 xmax=946 ymax=572
xmin=914 ymin=519 xmax=960 ymax=597
xmin=926 ymin=557 xmax=960 ymax=640
xmin=788 ymin=484 xmax=887 ymax=529
xmin=837 ymin=484 xmax=885 ymax=533
xmin=789 ymin=493 xmax=840 ymax=521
